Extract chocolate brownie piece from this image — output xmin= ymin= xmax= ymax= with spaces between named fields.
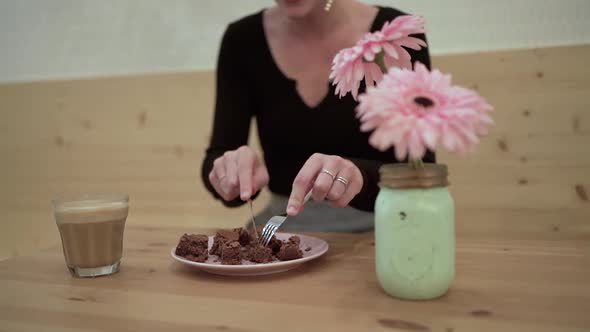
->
xmin=185 ymin=246 xmax=208 ymax=262
xmin=192 ymin=234 xmax=209 ymax=249
xmin=248 ymin=226 xmax=262 ymax=243
xmin=248 ymin=245 xmax=273 ymax=263
xmin=175 ymin=233 xmax=208 ymax=257
xmin=277 ymin=243 xmax=303 ymax=261
xmin=221 ymin=241 xmax=242 ymax=265
xmin=288 ymin=236 xmax=301 ymax=246
xmin=235 ymin=227 xmax=251 ymax=246
xmin=175 ymin=235 xmax=192 ymax=256
xmin=210 ymin=229 xmax=240 ymax=256
xmin=254 ymin=225 xmax=264 ymax=235
xmin=241 ymin=244 xmax=254 ymax=261
xmin=268 ymin=235 xmax=283 ymax=254
xmin=209 ymin=237 xmax=222 ymax=256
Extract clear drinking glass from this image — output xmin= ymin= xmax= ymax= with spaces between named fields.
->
xmin=52 ymin=194 xmax=129 ymax=278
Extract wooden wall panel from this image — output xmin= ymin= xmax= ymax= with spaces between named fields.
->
xmin=1 ymin=45 xmax=589 ymax=259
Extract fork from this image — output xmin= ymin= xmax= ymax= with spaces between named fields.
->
xmin=259 ymin=190 xmax=313 ymax=246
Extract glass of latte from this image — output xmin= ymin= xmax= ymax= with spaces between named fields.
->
xmin=52 ymin=194 xmax=129 ymax=278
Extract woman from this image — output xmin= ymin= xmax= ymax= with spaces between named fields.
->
xmin=201 ymin=0 xmax=434 ymax=232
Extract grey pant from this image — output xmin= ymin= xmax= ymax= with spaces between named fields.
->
xmin=253 ymin=193 xmax=375 ymax=233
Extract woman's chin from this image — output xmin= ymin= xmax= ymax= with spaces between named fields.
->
xmin=277 ymin=0 xmax=319 ymax=19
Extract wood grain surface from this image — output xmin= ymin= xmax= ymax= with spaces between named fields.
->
xmin=1 ymin=45 xmax=589 ymax=260
xmin=0 ymin=225 xmax=588 ymax=332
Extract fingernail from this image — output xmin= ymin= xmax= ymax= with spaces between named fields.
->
xmin=241 ymin=191 xmax=250 ymax=200
xmin=287 ymin=205 xmax=297 ymax=215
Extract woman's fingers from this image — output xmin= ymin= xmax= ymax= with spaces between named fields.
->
xmin=287 ymin=154 xmax=323 ymax=215
xmin=237 ymin=147 xmax=255 ymax=200
xmin=288 ymin=153 xmax=364 ymax=216
xmin=326 ymin=165 xmax=354 ymax=201
xmin=211 ymin=148 xmax=364 ymax=210
xmin=253 ymin=162 xmax=270 ymax=194
xmin=212 ymin=157 xmax=227 ymax=191
xmin=209 ymin=171 xmax=232 ymax=201
xmin=331 ymin=166 xmax=363 ymax=208
xmin=222 ymin=151 xmax=239 ymax=198
xmin=210 ymin=146 xmax=268 ymax=202
xmin=312 ymin=156 xmax=342 ymax=202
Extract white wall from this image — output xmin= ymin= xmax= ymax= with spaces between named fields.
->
xmin=1 ymin=0 xmax=589 ymax=82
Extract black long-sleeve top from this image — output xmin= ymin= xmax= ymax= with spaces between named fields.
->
xmin=201 ymin=6 xmax=435 ymax=211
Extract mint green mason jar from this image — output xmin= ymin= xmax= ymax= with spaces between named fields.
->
xmin=374 ymin=163 xmax=454 ymax=300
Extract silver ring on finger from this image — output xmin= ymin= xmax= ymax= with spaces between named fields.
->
xmin=320 ymin=168 xmax=336 ymax=180
xmin=335 ymin=176 xmax=349 ymax=187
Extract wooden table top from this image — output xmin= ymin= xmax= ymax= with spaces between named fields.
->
xmin=1 ymin=225 xmax=588 ymax=332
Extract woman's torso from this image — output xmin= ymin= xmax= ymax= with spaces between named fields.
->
xmin=234 ymin=6 xmax=403 ymax=196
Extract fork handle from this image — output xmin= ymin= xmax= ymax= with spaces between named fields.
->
xmin=303 ymin=190 xmax=313 ymax=204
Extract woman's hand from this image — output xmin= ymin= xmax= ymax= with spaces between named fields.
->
xmin=287 ymin=153 xmax=363 ymax=216
xmin=208 ymin=146 xmax=269 ymax=202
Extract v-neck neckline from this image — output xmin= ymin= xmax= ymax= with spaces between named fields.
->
xmin=259 ymin=6 xmax=384 ymax=111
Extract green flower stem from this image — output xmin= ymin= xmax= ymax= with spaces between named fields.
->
xmin=374 ymin=52 xmax=388 ymax=74
xmin=410 ymin=159 xmax=424 ymax=169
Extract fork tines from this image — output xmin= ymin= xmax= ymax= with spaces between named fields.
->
xmin=259 ymin=213 xmax=287 ymax=246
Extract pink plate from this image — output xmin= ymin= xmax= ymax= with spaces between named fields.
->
xmin=170 ymin=232 xmax=329 ymax=276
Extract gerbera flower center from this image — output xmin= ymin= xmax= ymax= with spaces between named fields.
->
xmin=413 ymin=96 xmax=435 ymax=108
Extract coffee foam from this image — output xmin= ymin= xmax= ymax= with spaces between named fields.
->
xmin=55 ymin=200 xmax=128 ymax=224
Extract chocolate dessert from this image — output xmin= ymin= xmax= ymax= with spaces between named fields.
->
xmin=210 ymin=229 xmax=240 ymax=256
xmin=277 ymin=242 xmax=303 ymax=261
xmin=288 ymin=236 xmax=301 ymax=246
xmin=184 ymin=250 xmax=208 ymax=263
xmin=268 ymin=235 xmax=283 ymax=254
xmin=175 ymin=233 xmax=209 ymax=262
xmin=175 ymin=227 xmax=309 ymax=265
xmin=248 ymin=245 xmax=274 ymax=263
xmin=241 ymin=245 xmax=254 ymax=261
xmin=221 ymin=241 xmax=242 ymax=265
xmin=236 ymin=227 xmax=251 ymax=246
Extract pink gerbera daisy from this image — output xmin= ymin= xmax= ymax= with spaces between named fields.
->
xmin=379 ymin=15 xmax=427 ymax=70
xmin=356 ymin=62 xmax=493 ymax=161
xmin=329 ymin=15 xmax=427 ymax=100
xmin=329 ymin=44 xmax=383 ymax=100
